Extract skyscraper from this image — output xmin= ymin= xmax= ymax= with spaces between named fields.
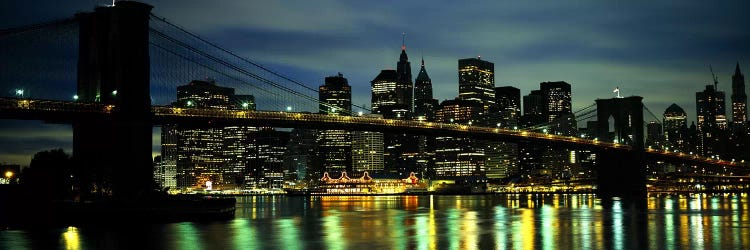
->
xmin=494 ymin=86 xmax=521 ymax=128
xmin=521 ymin=90 xmax=544 ymax=127
xmin=414 ymin=58 xmax=438 ymax=121
xmin=396 ymin=39 xmax=414 ymax=114
xmin=458 ymin=57 xmax=495 ymax=112
xmin=371 ymin=69 xmax=399 ymax=115
xmin=731 ymin=63 xmax=747 ymax=132
xmin=646 ymin=121 xmax=664 ymax=149
xmin=352 ymin=115 xmax=385 ymax=174
xmin=318 ymin=73 xmax=352 ymax=174
xmin=696 ymin=84 xmax=727 ymax=157
xmin=168 ymin=79 xmax=258 ymax=189
xmin=540 ymin=81 xmax=573 ymax=134
xmin=434 ymin=99 xmax=484 ymax=177
xmin=663 ymin=103 xmax=688 ymax=152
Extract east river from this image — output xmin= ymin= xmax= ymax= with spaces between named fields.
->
xmin=1 ymin=194 xmax=749 ymax=249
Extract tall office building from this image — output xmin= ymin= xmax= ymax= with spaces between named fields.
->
xmin=494 ymin=86 xmax=521 ymax=128
xmin=458 ymin=57 xmax=495 ymax=112
xmin=396 ymin=40 xmax=414 ymax=114
xmin=696 ymin=84 xmax=727 ymax=157
xmin=352 ymin=115 xmax=385 ymax=174
xmin=246 ymin=128 xmax=289 ymax=188
xmin=541 ymin=81 xmax=574 ymax=135
xmin=168 ymin=79 xmax=258 ymax=189
xmin=663 ymin=103 xmax=689 ymax=152
xmin=371 ymin=69 xmax=400 ymax=115
xmin=434 ymin=99 xmax=484 ymax=177
xmin=521 ymin=90 xmax=545 ymax=127
xmin=731 ymin=63 xmax=747 ymax=132
xmin=318 ymin=73 xmax=352 ymax=174
xmin=414 ymin=58 xmax=438 ymax=121
xmin=646 ymin=121 xmax=664 ymax=149
xmin=284 ymin=128 xmax=319 ymax=180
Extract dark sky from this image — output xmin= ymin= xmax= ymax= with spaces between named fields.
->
xmin=1 ymin=0 xmax=748 ymax=165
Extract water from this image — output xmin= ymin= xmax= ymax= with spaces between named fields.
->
xmin=1 ymin=194 xmax=749 ymax=249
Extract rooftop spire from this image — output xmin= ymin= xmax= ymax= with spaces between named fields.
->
xmin=401 ymin=32 xmax=406 ymax=51
xmin=736 ymin=62 xmax=742 ymax=75
xmin=421 ymin=56 xmax=424 ymax=67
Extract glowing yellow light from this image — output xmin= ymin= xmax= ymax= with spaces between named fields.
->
xmin=4 ymin=171 xmax=12 ymax=178
xmin=63 ymin=226 xmax=80 ymax=250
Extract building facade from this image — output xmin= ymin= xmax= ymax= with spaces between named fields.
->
xmin=458 ymin=57 xmax=495 ymax=112
xmin=318 ymin=73 xmax=352 ymax=174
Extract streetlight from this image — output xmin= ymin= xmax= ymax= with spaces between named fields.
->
xmin=242 ymin=102 xmax=249 ymax=109
xmin=111 ymin=90 xmax=118 ymax=96
xmin=286 ymin=106 xmax=292 ymax=112
xmin=14 ymin=89 xmax=24 ymax=98
xmin=4 ymin=171 xmax=12 ymax=179
xmin=186 ymin=100 xmax=193 ymax=107
xmin=73 ymin=95 xmax=79 ymax=101
xmin=358 ymin=111 xmax=363 ymax=116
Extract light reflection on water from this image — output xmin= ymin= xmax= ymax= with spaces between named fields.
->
xmin=1 ymin=193 xmax=749 ymax=249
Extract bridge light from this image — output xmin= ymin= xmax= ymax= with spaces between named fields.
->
xmin=4 ymin=171 xmax=12 ymax=178
xmin=542 ymin=128 xmax=548 ymax=134
xmin=112 ymin=90 xmax=117 ymax=96
xmin=468 ymin=121 xmax=472 ymax=125
xmin=450 ymin=118 xmax=454 ymax=123
xmin=242 ymin=102 xmax=249 ymax=109
xmin=186 ymin=100 xmax=193 ymax=107
xmin=286 ymin=106 xmax=292 ymax=112
xmin=496 ymin=123 xmax=501 ymax=127
xmin=14 ymin=89 xmax=24 ymax=97
xmin=513 ymin=126 xmax=518 ymax=130
xmin=73 ymin=95 xmax=79 ymax=101
xmin=358 ymin=111 xmax=363 ymax=116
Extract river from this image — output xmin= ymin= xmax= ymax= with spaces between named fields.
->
xmin=1 ymin=194 xmax=748 ymax=249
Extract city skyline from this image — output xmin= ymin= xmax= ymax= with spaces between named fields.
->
xmin=1 ymin=0 xmax=749 ymax=165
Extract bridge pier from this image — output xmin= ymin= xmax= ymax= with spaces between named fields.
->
xmin=594 ymin=96 xmax=646 ymax=199
xmin=595 ymin=149 xmax=647 ymax=199
xmin=74 ymin=1 xmax=153 ymax=199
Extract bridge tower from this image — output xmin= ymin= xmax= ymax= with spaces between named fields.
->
xmin=74 ymin=1 xmax=153 ymax=199
xmin=594 ymin=96 xmax=646 ymax=198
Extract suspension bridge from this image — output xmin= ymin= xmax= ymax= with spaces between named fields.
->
xmin=0 ymin=2 xmax=746 ymax=199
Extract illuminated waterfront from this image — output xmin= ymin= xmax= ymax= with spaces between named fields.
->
xmin=1 ymin=194 xmax=749 ymax=249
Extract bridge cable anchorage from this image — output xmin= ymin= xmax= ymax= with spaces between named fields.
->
xmin=149 ymin=28 xmax=349 ymax=114
xmin=148 ymin=14 xmax=370 ymax=114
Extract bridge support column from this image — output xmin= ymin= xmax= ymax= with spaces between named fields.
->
xmin=74 ymin=1 xmax=153 ymax=199
xmin=595 ymin=149 xmax=646 ymax=198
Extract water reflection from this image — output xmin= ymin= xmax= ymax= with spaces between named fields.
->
xmin=1 ymin=194 xmax=749 ymax=249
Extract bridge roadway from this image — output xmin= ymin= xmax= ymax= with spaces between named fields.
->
xmin=0 ymin=97 xmax=743 ymax=169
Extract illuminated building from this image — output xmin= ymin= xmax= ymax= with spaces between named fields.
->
xmin=413 ymin=58 xmax=438 ymax=179
xmin=352 ymin=114 xmax=385 ymax=174
xmin=663 ymin=103 xmax=688 ymax=152
xmin=541 ymin=81 xmax=574 ymax=135
xmin=434 ymin=99 xmax=484 ymax=177
xmin=696 ymin=84 xmax=727 ymax=157
xmin=731 ymin=63 xmax=747 ymax=132
xmin=317 ymin=171 xmax=426 ymax=194
xmin=484 ymin=86 xmax=520 ymax=180
xmin=319 ymin=73 xmax=352 ymax=174
xmin=458 ymin=57 xmax=495 ymax=112
xmin=396 ymin=39 xmax=414 ymax=114
xmin=166 ymin=79 xmax=259 ymax=189
xmin=246 ymin=128 xmax=290 ymax=188
xmin=371 ymin=69 xmax=400 ymax=114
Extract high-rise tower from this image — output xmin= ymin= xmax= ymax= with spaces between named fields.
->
xmin=731 ymin=63 xmax=747 ymax=131
xmin=414 ymin=57 xmax=438 ymax=121
xmin=458 ymin=57 xmax=495 ymax=112
xmin=696 ymin=84 xmax=727 ymax=157
xmin=319 ymin=73 xmax=352 ymax=174
xmin=396 ymin=35 xmax=414 ymax=114
xmin=663 ymin=103 xmax=688 ymax=152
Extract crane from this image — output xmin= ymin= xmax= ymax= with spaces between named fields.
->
xmin=709 ymin=65 xmax=719 ymax=89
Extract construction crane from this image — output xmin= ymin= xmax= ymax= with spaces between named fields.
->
xmin=710 ymin=65 xmax=719 ymax=89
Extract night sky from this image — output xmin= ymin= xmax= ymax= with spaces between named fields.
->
xmin=1 ymin=0 xmax=748 ymax=166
